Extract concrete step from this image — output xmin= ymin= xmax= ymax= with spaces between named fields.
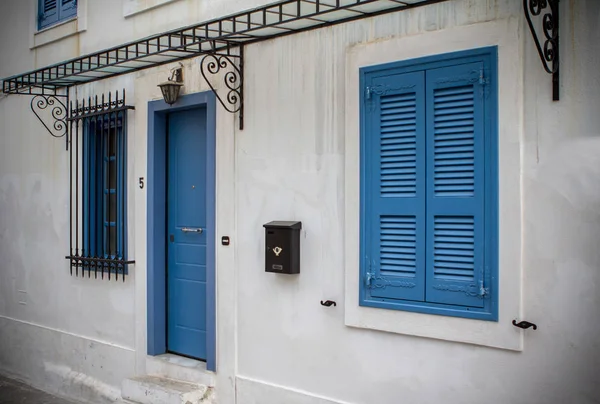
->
xmin=121 ymin=375 xmax=212 ymax=404
xmin=146 ymin=354 xmax=214 ymax=386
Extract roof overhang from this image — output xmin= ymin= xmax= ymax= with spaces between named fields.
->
xmin=2 ymin=0 xmax=449 ymax=96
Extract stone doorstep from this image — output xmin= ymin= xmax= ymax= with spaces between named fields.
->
xmin=145 ymin=354 xmax=215 ymax=387
xmin=121 ymin=375 xmax=212 ymax=404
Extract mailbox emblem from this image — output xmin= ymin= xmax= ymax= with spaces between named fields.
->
xmin=273 ymin=246 xmax=283 ymax=256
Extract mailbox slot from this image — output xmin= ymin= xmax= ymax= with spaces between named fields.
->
xmin=263 ymin=221 xmax=302 ymax=274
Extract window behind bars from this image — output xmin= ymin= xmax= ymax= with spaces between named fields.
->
xmin=66 ymin=91 xmax=134 ymax=280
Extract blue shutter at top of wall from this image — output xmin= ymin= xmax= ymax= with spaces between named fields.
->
xmin=424 ymin=62 xmax=488 ymax=308
xmin=362 ymin=70 xmax=426 ymax=303
xmin=39 ymin=0 xmax=59 ymax=29
xmin=60 ymin=0 xmax=77 ymax=20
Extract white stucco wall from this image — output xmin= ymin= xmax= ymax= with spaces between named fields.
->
xmin=1 ymin=0 xmax=599 ymax=404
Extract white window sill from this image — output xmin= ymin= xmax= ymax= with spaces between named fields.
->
xmin=344 ymin=18 xmax=524 ymax=352
xmin=32 ymin=17 xmax=84 ymax=49
xmin=123 ymin=0 xmax=182 ymax=18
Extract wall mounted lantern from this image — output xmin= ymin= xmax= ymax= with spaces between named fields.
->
xmin=158 ymin=64 xmax=184 ymax=105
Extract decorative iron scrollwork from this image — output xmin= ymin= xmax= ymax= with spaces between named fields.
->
xmin=200 ymin=50 xmax=244 ymax=129
xmin=524 ymin=0 xmax=560 ymax=100
xmin=30 ymin=95 xmax=69 ymax=143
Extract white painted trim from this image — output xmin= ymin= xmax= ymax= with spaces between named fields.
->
xmin=344 ymin=18 xmax=524 ymax=351
xmin=123 ymin=0 xmax=183 ymax=18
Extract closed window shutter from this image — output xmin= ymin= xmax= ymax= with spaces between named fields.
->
xmin=60 ymin=0 xmax=77 ymax=20
xmin=39 ymin=0 xmax=58 ymax=29
xmin=424 ymin=62 xmax=487 ymax=308
xmin=364 ymin=71 xmax=426 ymax=302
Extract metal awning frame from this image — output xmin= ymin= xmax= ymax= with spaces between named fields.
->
xmin=2 ymin=0 xmax=563 ymax=137
xmin=2 ymin=0 xmax=451 ymax=133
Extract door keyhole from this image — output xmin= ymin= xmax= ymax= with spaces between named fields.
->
xmin=169 ymin=234 xmax=174 ymax=243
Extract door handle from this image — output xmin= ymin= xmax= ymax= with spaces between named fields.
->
xmin=181 ymin=227 xmax=203 ymax=234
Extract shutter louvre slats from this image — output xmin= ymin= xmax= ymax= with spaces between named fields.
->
xmin=426 ymin=62 xmax=486 ymax=308
xmin=380 ymin=92 xmax=418 ymax=197
xmin=39 ymin=0 xmax=58 ymax=28
xmin=379 ymin=216 xmax=417 ymax=274
xmin=365 ymin=71 xmax=426 ymax=303
xmin=60 ymin=0 xmax=78 ymax=19
xmin=39 ymin=0 xmax=76 ymax=29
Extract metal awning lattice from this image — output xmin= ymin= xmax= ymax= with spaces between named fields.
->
xmin=1 ymin=0 xmax=448 ymax=129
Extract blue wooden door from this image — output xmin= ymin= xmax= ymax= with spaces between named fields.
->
xmin=167 ymin=108 xmax=207 ymax=360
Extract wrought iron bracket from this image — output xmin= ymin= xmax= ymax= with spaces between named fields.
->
xmin=200 ymin=46 xmax=244 ymax=130
xmin=524 ymin=0 xmax=560 ymax=101
xmin=29 ymin=90 xmax=70 ymax=149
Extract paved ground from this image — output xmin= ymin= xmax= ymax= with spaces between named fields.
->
xmin=0 ymin=375 xmax=83 ymax=404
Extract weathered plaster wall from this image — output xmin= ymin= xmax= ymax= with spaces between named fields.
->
xmin=234 ymin=1 xmax=600 ymax=403
xmin=0 ymin=74 xmax=137 ymax=403
xmin=0 ymin=0 xmax=599 ymax=404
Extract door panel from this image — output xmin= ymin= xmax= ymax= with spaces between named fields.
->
xmin=167 ymin=108 xmax=207 ymax=360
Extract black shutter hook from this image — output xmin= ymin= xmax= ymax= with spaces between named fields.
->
xmin=512 ymin=320 xmax=537 ymax=330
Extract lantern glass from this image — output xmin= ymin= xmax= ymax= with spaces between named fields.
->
xmin=158 ymin=82 xmax=183 ymax=105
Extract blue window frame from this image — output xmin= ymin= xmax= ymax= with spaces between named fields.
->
xmin=38 ymin=0 xmax=77 ymax=30
xmin=359 ymin=47 xmax=498 ymax=321
xmin=82 ymin=113 xmax=127 ymax=272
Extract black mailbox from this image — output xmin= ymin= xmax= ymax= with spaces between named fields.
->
xmin=263 ymin=221 xmax=302 ymax=274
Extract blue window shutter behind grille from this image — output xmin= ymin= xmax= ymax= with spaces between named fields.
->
xmin=363 ymin=71 xmax=426 ymax=303
xmin=82 ymin=116 xmax=126 ymax=271
xmin=83 ymin=119 xmax=100 ymax=262
xmin=60 ymin=0 xmax=77 ymax=20
xmin=425 ymin=62 xmax=486 ymax=308
xmin=39 ymin=0 xmax=58 ymax=29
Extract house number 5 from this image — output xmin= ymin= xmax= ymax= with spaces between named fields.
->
xmin=139 ymin=177 xmax=144 ymax=189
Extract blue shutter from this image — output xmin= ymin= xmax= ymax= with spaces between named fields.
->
xmin=362 ymin=71 xmax=426 ymax=303
xmin=60 ymin=0 xmax=77 ymax=20
xmin=83 ymin=118 xmax=100 ymax=261
xmin=424 ymin=62 xmax=487 ymax=308
xmin=38 ymin=0 xmax=58 ymax=29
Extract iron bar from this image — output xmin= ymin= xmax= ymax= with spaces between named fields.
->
xmin=69 ymin=116 xmax=73 ymax=276
xmin=88 ymin=116 xmax=94 ymax=277
xmin=108 ymin=91 xmax=113 ymax=281
xmin=120 ymin=108 xmax=126 ymax=282
xmin=75 ymin=106 xmax=80 ymax=276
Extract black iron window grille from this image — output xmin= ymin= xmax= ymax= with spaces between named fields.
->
xmin=66 ymin=90 xmax=135 ymax=280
